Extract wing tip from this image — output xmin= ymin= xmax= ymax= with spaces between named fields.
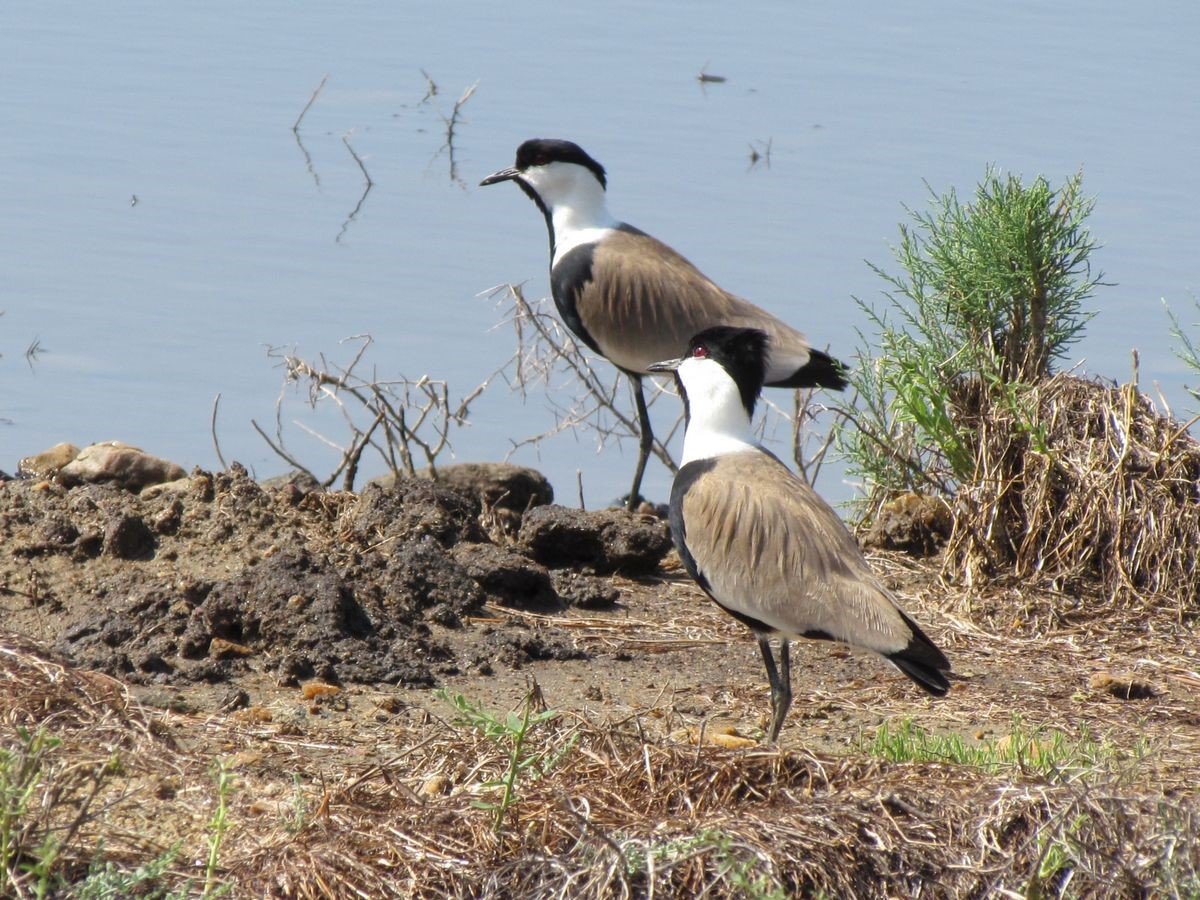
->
xmin=770 ymin=348 xmax=848 ymax=391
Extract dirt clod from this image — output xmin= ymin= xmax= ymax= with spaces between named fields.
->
xmin=104 ymin=513 xmax=155 ymax=559
xmin=863 ymin=491 xmax=953 ymax=556
xmin=451 ymin=542 xmax=560 ymax=611
xmin=517 ymin=505 xmax=671 ymax=575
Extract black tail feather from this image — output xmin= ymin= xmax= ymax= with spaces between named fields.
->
xmin=769 ymin=348 xmax=848 ymax=391
xmin=887 ymin=612 xmax=951 ymax=696
xmin=889 ymin=652 xmax=951 ymax=696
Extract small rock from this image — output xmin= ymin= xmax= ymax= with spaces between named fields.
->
xmin=260 ymin=470 xmax=323 ymax=502
xmin=140 ymin=477 xmax=194 ymax=500
xmin=56 ymin=442 xmax=187 ymax=492
xmin=301 ymin=681 xmax=341 ymax=700
xmin=39 ymin=515 xmax=80 ymax=548
xmin=103 ymin=514 xmax=155 ymax=559
xmin=19 ymin=442 xmax=80 ymax=479
xmin=419 ymin=774 xmax=449 ymax=797
xmin=151 ymin=499 xmax=184 ymax=535
xmin=517 ymin=505 xmax=671 ymax=575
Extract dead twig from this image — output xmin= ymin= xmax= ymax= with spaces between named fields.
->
xmin=256 ymin=336 xmax=497 ymax=490
xmin=292 ymin=73 xmax=329 ymax=133
xmin=210 ymin=393 xmax=228 ymax=470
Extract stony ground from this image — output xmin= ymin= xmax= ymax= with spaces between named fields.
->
xmin=2 ymin=458 xmax=1199 ymax=896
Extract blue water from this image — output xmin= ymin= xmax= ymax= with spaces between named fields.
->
xmin=3 ymin=2 xmax=1197 ymax=507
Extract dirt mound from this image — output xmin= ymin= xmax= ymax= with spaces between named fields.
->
xmin=1 ymin=464 xmax=671 ymax=688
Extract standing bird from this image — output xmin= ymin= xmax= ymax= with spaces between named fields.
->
xmin=480 ymin=138 xmax=846 ymax=509
xmin=648 ymin=326 xmax=950 ymax=741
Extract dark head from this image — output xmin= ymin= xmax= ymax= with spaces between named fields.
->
xmin=480 ymin=139 xmax=612 ymax=256
xmin=480 ymin=138 xmax=607 ymax=190
xmin=649 ymin=327 xmax=770 ymax=419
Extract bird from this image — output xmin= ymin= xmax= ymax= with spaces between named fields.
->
xmin=480 ymin=138 xmax=847 ymax=510
xmin=647 ymin=326 xmax=950 ymax=741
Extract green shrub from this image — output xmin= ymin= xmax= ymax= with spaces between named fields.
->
xmin=839 ymin=168 xmax=1103 ymax=508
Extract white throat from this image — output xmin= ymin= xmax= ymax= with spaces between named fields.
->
xmin=677 ymin=357 xmax=759 ymax=465
xmin=521 ymin=161 xmax=619 ymax=263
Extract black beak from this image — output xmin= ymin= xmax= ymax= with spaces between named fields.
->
xmin=480 ymin=166 xmax=520 ymax=187
xmin=647 ymin=357 xmax=683 ymax=374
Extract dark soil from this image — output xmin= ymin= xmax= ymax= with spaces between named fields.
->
xmin=0 ymin=465 xmax=670 ymax=695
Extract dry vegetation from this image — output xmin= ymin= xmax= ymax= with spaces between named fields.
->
xmin=4 ymin=554 xmax=1200 ymax=899
xmin=946 ymin=369 xmax=1200 ymax=616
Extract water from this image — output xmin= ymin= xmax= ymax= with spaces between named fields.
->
xmin=3 ymin=2 xmax=1198 ymax=507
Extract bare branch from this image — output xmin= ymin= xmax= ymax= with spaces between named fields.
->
xmin=256 ymin=335 xmax=497 ymax=489
xmin=251 ymin=418 xmax=320 ymax=484
xmin=484 ymin=283 xmax=679 ymax=473
xmin=292 ymin=73 xmax=329 ymax=133
xmin=211 ymin=393 xmax=228 ymax=471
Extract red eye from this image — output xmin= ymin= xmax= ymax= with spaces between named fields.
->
xmin=692 ymin=344 xmax=709 ymax=358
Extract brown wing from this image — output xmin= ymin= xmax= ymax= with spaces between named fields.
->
xmin=577 ymin=229 xmax=815 ymax=377
xmin=679 ymin=451 xmax=919 ymax=655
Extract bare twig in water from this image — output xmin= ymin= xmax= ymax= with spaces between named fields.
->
xmin=211 ymin=393 xmax=228 ymax=471
xmin=292 ymin=74 xmax=329 ymax=189
xmin=418 ymin=68 xmax=438 ymax=104
xmin=747 ymin=138 xmax=772 ymax=170
xmin=293 ymin=73 xmax=329 ymax=133
xmin=24 ymin=337 xmax=44 ymax=370
xmin=436 ymin=81 xmax=479 ymax=188
xmin=342 ymin=132 xmax=374 ymax=188
xmin=337 ymin=131 xmax=374 ymax=242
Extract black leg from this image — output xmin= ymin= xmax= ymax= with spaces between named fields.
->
xmin=626 ymin=375 xmax=654 ymax=511
xmin=757 ymin=635 xmax=793 ymax=742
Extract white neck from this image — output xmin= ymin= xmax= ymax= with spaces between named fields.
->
xmin=677 ymin=357 xmax=759 ymax=466
xmin=521 ymin=161 xmax=619 ymax=263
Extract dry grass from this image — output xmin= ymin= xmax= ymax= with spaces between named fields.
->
xmin=4 ymin=620 xmax=1199 ymax=899
xmin=944 ymin=370 xmax=1200 ymax=618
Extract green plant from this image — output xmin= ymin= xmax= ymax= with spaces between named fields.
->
xmin=838 ymin=168 xmax=1103 ymax=510
xmin=1165 ymin=296 xmax=1200 ymax=405
xmin=73 ymin=843 xmax=182 ymax=899
xmin=284 ymin=773 xmax=310 ymax=836
xmin=2 ymin=727 xmax=118 ymax=899
xmin=861 ymin=717 xmax=1138 ymax=784
xmin=202 ymin=758 xmax=236 ymax=899
xmin=619 ymin=829 xmax=788 ymax=898
xmin=437 ymin=687 xmax=576 ymax=834
xmin=1 ymin=727 xmax=63 ymax=898
xmin=1026 ymin=812 xmax=1088 ymax=899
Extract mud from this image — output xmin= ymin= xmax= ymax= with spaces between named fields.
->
xmin=0 ymin=464 xmax=670 ymax=692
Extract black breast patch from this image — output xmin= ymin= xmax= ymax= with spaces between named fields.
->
xmin=668 ymin=458 xmax=716 ymax=594
xmin=550 ymin=243 xmax=603 ymax=355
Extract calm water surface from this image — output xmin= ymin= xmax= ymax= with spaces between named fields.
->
xmin=3 ymin=2 xmax=1197 ymax=506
